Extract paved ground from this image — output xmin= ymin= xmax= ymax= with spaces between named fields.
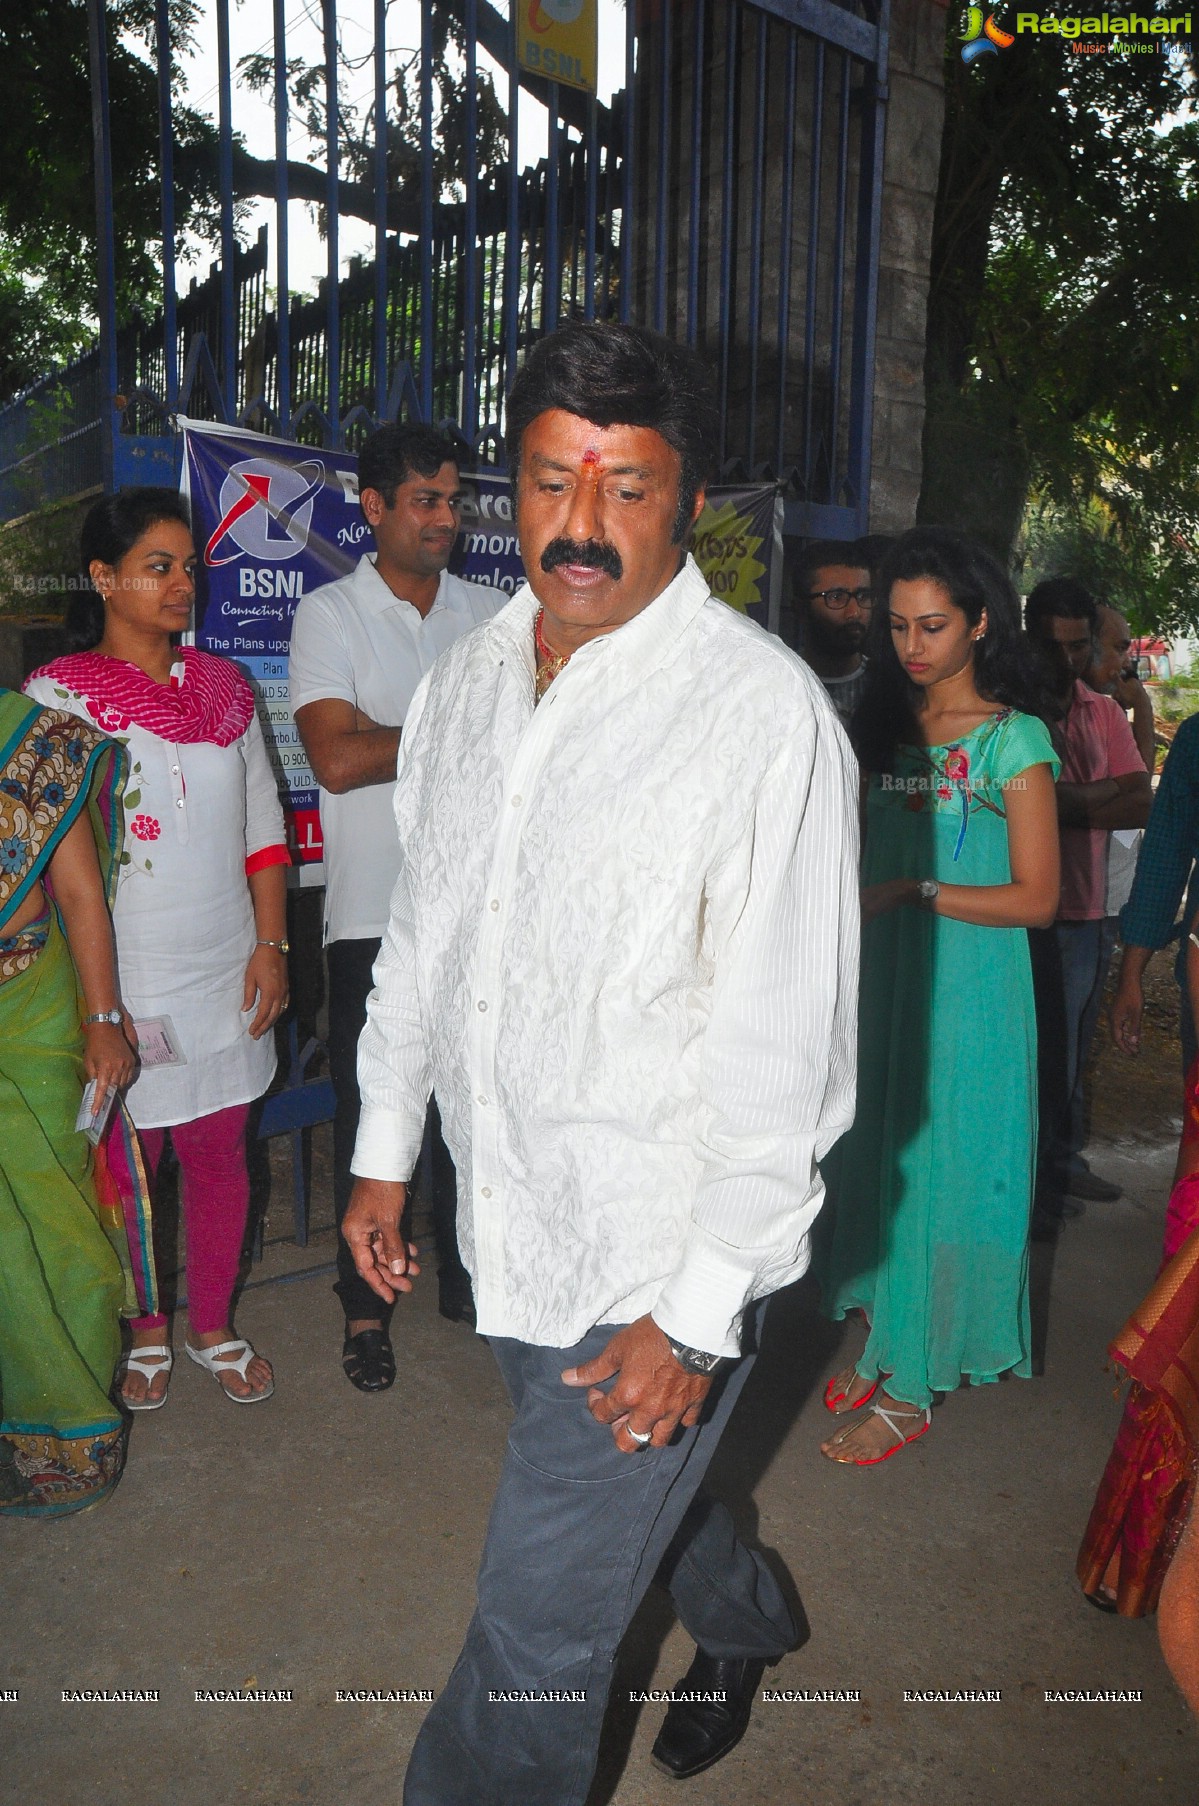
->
xmin=2 ymin=1126 xmax=1195 ymax=1806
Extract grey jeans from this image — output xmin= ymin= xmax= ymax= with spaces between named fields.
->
xmin=403 ymin=1305 xmax=796 ymax=1806
xmin=1030 ymin=917 xmax=1112 ymax=1187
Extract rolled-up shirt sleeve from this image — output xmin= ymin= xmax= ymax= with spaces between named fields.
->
xmin=241 ymin=709 xmax=289 ymax=868
xmin=652 ymin=703 xmax=861 ymax=1357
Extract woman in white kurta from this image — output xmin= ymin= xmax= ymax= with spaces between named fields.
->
xmin=26 ymin=489 xmax=289 ymax=1406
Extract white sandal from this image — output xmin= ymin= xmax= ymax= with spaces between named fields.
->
xmin=184 ymin=1338 xmax=275 ymax=1404
xmin=118 ymin=1343 xmax=173 ymax=1411
xmin=823 ymin=1401 xmax=931 ymax=1466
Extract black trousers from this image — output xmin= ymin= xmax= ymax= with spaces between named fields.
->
xmin=326 ymin=936 xmax=468 ymax=1322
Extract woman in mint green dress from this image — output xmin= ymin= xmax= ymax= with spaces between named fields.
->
xmin=818 ymin=527 xmax=1061 ymax=1465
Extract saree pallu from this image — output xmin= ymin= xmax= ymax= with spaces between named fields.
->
xmin=1076 ymin=1070 xmax=1199 ymax=1614
xmin=0 ymin=691 xmax=132 ymax=1517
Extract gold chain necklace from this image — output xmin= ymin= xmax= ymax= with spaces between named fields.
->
xmin=533 ymin=608 xmax=572 ymax=701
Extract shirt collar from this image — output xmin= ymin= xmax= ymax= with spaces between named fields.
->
xmin=486 ymin=554 xmax=713 ymax=681
xmin=352 ymin=554 xmax=450 ymax=619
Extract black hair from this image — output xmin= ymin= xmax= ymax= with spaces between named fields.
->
xmin=795 ymin=538 xmax=873 ymax=605
xmin=504 ymin=321 xmax=718 ymax=543
xmin=358 ymin=422 xmax=466 ymax=509
xmin=1024 ymin=575 xmax=1098 ymax=637
xmin=70 ymin=486 xmax=193 ymax=652
xmin=855 ymin=533 xmax=900 ymax=588
xmin=851 ymin=525 xmax=1056 ymax=775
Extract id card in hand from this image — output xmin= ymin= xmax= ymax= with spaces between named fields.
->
xmin=74 ymin=1079 xmax=118 ymax=1147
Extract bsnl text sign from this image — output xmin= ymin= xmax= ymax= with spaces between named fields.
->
xmin=517 ymin=0 xmax=598 ymax=95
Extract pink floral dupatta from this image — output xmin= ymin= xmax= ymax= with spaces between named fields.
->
xmin=27 ymin=647 xmax=255 ymax=746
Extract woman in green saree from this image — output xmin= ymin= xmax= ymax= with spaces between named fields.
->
xmin=0 ymin=686 xmax=137 ymax=1516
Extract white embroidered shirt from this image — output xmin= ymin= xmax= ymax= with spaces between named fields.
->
xmin=352 ymin=555 xmax=860 ymax=1355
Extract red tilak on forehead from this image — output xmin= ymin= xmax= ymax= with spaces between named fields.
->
xmin=581 ymin=448 xmax=601 ymax=467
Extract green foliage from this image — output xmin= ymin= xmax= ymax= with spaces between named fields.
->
xmin=1020 ymin=488 xmax=1199 ymax=635
xmin=1151 ymin=674 xmax=1199 ymax=723
xmin=0 ymin=494 xmax=91 ymax=618
xmin=0 ymin=1 xmax=508 ymax=402
xmin=0 ymin=0 xmax=221 ymax=403
xmin=920 ymin=7 xmax=1199 ymax=628
xmin=238 ymin=6 xmax=508 ymax=222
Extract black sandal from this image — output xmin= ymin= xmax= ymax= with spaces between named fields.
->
xmin=341 ymin=1327 xmax=396 ymax=1393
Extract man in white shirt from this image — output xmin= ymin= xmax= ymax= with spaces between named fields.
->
xmin=343 ymin=323 xmax=859 ymax=1804
xmin=289 ymin=424 xmax=499 ymax=1390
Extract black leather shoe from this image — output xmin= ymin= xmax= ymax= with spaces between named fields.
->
xmin=438 ymin=1274 xmax=477 ymax=1327
xmin=1065 ymin=1166 xmax=1122 ymax=1203
xmin=341 ymin=1327 xmax=396 ymax=1392
xmin=650 ymin=1650 xmax=769 ymax=1780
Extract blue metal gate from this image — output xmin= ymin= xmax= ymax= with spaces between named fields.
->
xmin=0 ymin=0 xmax=889 ymax=542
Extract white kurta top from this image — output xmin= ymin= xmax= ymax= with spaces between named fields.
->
xmin=288 ymin=557 xmax=502 ymax=943
xmin=26 ymin=665 xmax=287 ymax=1128
xmin=352 ymin=556 xmax=861 ymax=1356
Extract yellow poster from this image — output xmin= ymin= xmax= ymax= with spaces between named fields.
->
xmin=517 ymin=0 xmax=598 ymax=96
xmin=690 ymin=490 xmax=777 ymax=618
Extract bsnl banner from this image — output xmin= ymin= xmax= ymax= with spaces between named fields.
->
xmin=516 ymin=0 xmax=598 ymax=94
xmin=180 ymin=420 xmax=781 ymax=876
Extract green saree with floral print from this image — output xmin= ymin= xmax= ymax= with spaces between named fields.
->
xmin=0 ymin=687 xmax=131 ymax=1516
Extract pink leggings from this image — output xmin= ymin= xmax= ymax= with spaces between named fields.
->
xmin=109 ymin=1102 xmax=252 ymax=1337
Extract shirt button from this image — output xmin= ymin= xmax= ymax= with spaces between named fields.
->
xmin=477 ymin=1000 xmax=488 ymax=1012
xmin=477 ymin=1094 xmax=488 ymax=1106
xmin=480 ymin=1186 xmax=492 ymax=1199
xmin=171 ymin=765 xmax=180 ymax=776
xmin=489 ymin=899 xmax=500 ymax=912
xmin=511 ymin=794 xmax=522 ymax=807
xmin=175 ymin=798 xmax=185 ymax=809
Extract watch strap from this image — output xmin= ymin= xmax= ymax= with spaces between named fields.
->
xmin=666 ymin=1337 xmax=727 ymax=1376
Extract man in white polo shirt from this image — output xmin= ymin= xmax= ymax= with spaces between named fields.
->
xmin=290 ymin=423 xmax=500 ymax=1389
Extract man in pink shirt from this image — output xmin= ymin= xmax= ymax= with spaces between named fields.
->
xmin=1025 ymin=578 xmax=1152 ymax=1232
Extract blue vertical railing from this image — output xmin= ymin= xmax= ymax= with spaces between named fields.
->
xmin=685 ymin=0 xmax=706 ymax=349
xmin=216 ymin=0 xmax=236 ymax=421
xmin=24 ymin=0 xmax=890 ymax=537
xmin=463 ymin=0 xmax=481 ymax=421
xmin=154 ymin=0 xmax=178 ymax=412
xmin=85 ymin=0 xmax=119 ymax=494
xmin=774 ymin=26 xmax=799 ymax=473
xmin=273 ymin=0 xmax=291 ymax=430
xmin=372 ymin=0 xmax=388 ymax=422
xmin=323 ymin=0 xmax=341 ymax=443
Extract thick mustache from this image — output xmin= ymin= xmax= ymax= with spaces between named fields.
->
xmin=540 ymin=537 xmax=623 ymax=581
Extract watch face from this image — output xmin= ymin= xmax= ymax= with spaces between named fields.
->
xmin=671 ymin=1342 xmax=722 ymax=1374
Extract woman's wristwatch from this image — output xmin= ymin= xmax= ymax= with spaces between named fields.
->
xmin=257 ymin=938 xmax=290 ymax=954
xmin=917 ymin=879 xmax=940 ymax=907
xmin=83 ymin=1009 xmax=124 ymax=1027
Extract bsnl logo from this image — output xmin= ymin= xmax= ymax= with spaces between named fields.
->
xmin=206 ymin=457 xmax=323 ymax=560
xmin=522 ymin=41 xmax=586 ymax=80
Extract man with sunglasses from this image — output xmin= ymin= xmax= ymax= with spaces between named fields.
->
xmin=795 ymin=540 xmax=875 ymax=728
